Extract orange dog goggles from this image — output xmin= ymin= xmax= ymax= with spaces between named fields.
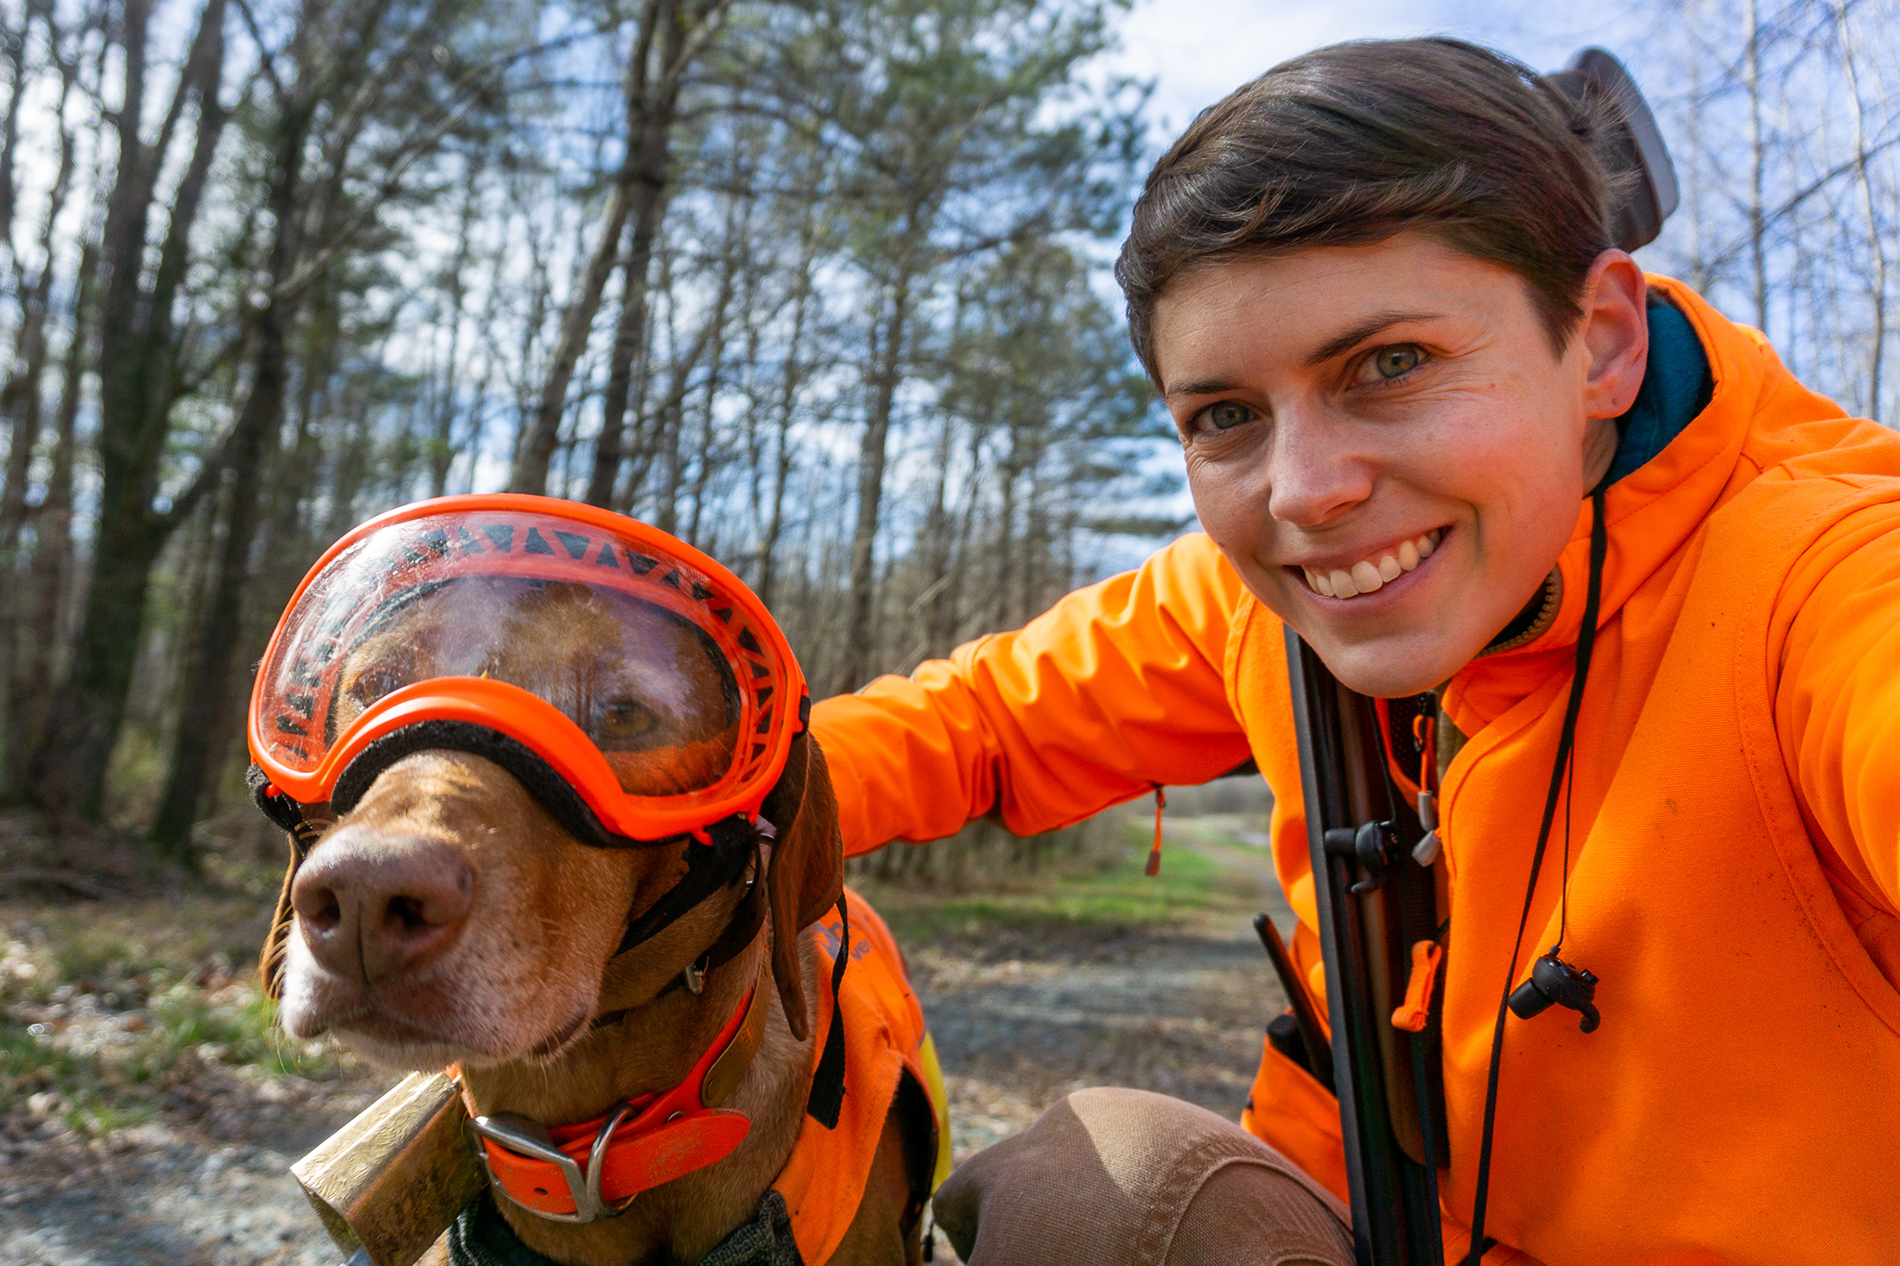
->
xmin=246 ymin=495 xmax=807 ymax=848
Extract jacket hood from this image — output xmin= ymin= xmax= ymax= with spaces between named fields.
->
xmin=1443 ymin=274 xmax=1857 ymax=731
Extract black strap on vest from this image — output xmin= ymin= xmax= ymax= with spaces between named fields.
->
xmin=804 ymin=895 xmax=850 ymax=1129
xmin=447 ymin=1189 xmax=803 ymax=1266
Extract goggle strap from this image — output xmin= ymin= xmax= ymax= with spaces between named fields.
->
xmin=613 ymin=820 xmax=758 ymax=959
xmin=329 ymin=721 xmax=663 ymax=851
xmin=592 ymin=843 xmax=772 ymax=1033
xmin=248 ymin=762 xmax=312 ymax=839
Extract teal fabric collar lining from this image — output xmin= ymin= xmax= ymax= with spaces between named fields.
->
xmin=1605 ymin=297 xmax=1715 ymax=486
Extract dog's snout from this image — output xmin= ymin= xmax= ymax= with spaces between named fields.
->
xmin=291 ymin=829 xmax=474 ymax=983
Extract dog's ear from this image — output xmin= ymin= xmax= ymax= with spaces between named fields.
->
xmin=760 ymin=731 xmax=843 ymax=1042
xmin=259 ymin=848 xmax=297 ymax=1001
xmin=258 ymin=817 xmax=323 ymax=1001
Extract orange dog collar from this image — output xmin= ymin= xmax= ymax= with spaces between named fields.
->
xmin=469 ymin=975 xmax=772 ymax=1222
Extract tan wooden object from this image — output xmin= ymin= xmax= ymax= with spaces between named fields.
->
xmin=292 ymin=1072 xmax=483 ymax=1266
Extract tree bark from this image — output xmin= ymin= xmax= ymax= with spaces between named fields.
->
xmin=0 ymin=7 xmax=31 ymax=264
xmin=1744 ymin=0 xmax=1768 ymax=333
xmin=27 ymin=0 xmax=229 ymax=821
xmin=513 ymin=0 xmax=693 ymax=496
xmin=1836 ymin=0 xmax=1887 ymax=419
xmin=583 ymin=123 xmax=677 ymax=506
xmin=755 ymin=228 xmax=816 ymax=611
xmin=149 ymin=90 xmax=306 ymax=859
xmin=839 ymin=270 xmax=911 ymax=691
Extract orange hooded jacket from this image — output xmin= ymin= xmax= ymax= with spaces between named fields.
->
xmin=809 ymin=277 xmax=1900 ymax=1264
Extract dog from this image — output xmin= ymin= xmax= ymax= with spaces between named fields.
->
xmin=259 ymin=576 xmax=939 ymax=1266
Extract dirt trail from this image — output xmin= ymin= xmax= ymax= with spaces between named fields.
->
xmin=912 ymin=832 xmax=1292 ymax=1162
xmin=0 ymin=828 xmax=1290 ymax=1265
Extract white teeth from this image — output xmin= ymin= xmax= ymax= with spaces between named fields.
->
xmin=1301 ymin=530 xmax=1444 ymax=600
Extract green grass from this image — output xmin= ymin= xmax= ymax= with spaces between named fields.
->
xmin=855 ymin=817 xmax=1266 ymax=944
xmin=2 ymin=892 xmax=352 ymax=1136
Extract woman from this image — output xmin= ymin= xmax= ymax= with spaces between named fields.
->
xmin=810 ymin=38 xmax=1900 ymax=1266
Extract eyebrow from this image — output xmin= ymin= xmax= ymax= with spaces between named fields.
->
xmin=1304 ymin=309 xmax=1443 ymax=367
xmin=1164 ymin=375 xmax=1242 ymax=400
xmin=1162 ymin=308 xmax=1449 ymax=398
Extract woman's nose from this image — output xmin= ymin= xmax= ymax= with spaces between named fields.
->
xmin=1263 ymin=412 xmax=1376 ymax=528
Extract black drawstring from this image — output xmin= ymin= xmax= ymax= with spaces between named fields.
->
xmin=1461 ymin=484 xmax=1608 ymax=1265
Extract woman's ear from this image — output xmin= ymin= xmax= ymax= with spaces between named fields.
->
xmin=1579 ymin=249 xmax=1650 ymax=422
xmin=760 ymin=732 xmax=844 ymax=1042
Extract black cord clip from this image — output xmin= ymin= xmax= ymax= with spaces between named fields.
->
xmin=1507 ymin=949 xmax=1601 ymax=1033
xmin=1324 ymin=820 xmax=1399 ymax=894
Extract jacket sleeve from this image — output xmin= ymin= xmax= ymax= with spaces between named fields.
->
xmin=808 ymin=533 xmax=1255 ymax=855
xmin=1774 ymin=500 xmax=1900 ymax=921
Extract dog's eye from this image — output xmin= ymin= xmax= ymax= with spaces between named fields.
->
xmin=347 ymin=664 xmax=408 ymax=707
xmin=595 ymin=699 xmax=658 ymax=742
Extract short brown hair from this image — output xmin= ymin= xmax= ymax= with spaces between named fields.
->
xmin=1116 ymin=38 xmax=1619 ymax=383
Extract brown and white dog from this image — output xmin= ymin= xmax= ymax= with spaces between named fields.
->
xmin=261 ymin=584 xmax=934 ymax=1266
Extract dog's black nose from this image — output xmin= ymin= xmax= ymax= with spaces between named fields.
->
xmin=291 ymin=828 xmax=474 ymax=983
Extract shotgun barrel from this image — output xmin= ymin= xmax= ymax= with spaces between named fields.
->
xmin=1285 ymin=630 xmax=1445 ymax=1266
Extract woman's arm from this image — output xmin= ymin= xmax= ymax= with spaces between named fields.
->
xmin=809 ymin=533 xmax=1255 ymax=855
xmin=1775 ymin=502 xmax=1900 ymax=920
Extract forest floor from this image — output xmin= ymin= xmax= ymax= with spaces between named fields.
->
xmin=0 ymin=813 xmax=1289 ymax=1266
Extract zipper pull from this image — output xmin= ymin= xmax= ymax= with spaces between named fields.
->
xmin=1146 ymin=785 xmax=1166 ymax=876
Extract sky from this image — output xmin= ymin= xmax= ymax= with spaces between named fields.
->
xmin=1108 ymin=0 xmax=1667 ymax=148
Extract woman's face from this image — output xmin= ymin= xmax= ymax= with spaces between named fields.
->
xmin=1152 ymin=232 xmax=1647 ymax=697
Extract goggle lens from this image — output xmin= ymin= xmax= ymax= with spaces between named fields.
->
xmin=254 ymin=505 xmax=795 ymax=811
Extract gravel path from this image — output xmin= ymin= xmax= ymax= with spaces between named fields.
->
xmin=0 ymin=831 xmax=1290 ymax=1265
xmin=917 ymin=913 xmax=1288 ymax=1163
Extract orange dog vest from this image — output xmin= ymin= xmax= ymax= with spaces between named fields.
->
xmin=774 ymin=887 xmax=947 ymax=1265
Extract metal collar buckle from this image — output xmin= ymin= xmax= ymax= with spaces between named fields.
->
xmin=469 ymin=1103 xmax=638 ymax=1224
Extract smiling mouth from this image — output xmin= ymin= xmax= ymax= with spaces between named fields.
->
xmin=1297 ymin=529 xmax=1444 ymax=600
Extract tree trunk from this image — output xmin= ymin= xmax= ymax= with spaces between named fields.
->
xmin=6 ymin=240 xmax=92 ymax=799
xmin=430 ymin=163 xmax=480 ymax=497
xmin=513 ymin=0 xmax=681 ymax=495
xmin=1744 ymin=0 xmax=1768 ymax=333
xmin=27 ymin=0 xmax=229 ymax=821
xmin=0 ymin=8 xmax=31 ymax=263
xmin=149 ymin=93 xmax=304 ymax=855
xmin=1836 ymin=0 xmax=1887 ymax=419
xmin=755 ymin=231 xmax=815 ymax=610
xmin=584 ymin=140 xmax=675 ymax=506
xmin=840 ymin=273 xmax=911 ymax=691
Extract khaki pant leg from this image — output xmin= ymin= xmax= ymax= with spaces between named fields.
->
xmin=932 ymin=1087 xmax=1353 ymax=1266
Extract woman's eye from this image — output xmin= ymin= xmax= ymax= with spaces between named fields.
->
xmin=1372 ymin=345 xmax=1423 ymax=380
xmin=1190 ymin=401 xmax=1257 ymax=435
